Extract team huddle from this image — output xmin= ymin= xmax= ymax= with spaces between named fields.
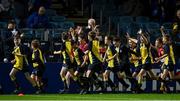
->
xmin=7 ymin=18 xmax=180 ymax=94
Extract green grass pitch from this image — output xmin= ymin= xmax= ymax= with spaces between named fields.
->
xmin=0 ymin=94 xmax=180 ymax=100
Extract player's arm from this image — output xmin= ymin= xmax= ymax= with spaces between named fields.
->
xmin=11 ymin=59 xmax=16 ymax=64
xmin=160 ymin=26 xmax=166 ymax=37
xmin=106 ymin=54 xmax=117 ymax=62
xmin=155 ymin=54 xmax=167 ymax=62
xmin=102 ymin=52 xmax=107 ymax=63
xmin=32 ymin=50 xmax=41 ymax=63
xmin=80 ymin=54 xmax=88 ymax=67
xmin=12 ymin=47 xmax=26 ymax=57
xmin=53 ymin=50 xmax=62 ymax=54
xmin=106 ymin=46 xmax=118 ymax=62
xmin=54 ymin=42 xmax=65 ymax=54
xmin=155 ymin=46 xmax=168 ymax=61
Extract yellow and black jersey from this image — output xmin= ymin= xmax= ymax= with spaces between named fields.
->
xmin=140 ymin=43 xmax=153 ymax=64
xmin=163 ymin=44 xmax=176 ymax=65
xmin=61 ymin=41 xmax=74 ymax=64
xmin=32 ymin=48 xmax=44 ymax=68
xmin=106 ymin=44 xmax=119 ymax=68
xmin=88 ymin=40 xmax=103 ymax=64
xmin=13 ymin=45 xmax=28 ymax=70
xmin=74 ymin=48 xmax=84 ymax=66
xmin=130 ymin=48 xmax=139 ymax=67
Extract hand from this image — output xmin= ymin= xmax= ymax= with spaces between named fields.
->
xmin=155 ymin=57 xmax=159 ymax=61
xmin=160 ymin=26 xmax=165 ymax=31
xmin=106 ymin=59 xmax=110 ymax=62
xmin=137 ymin=29 xmax=142 ymax=35
xmin=126 ymin=32 xmax=130 ymax=38
xmin=53 ymin=51 xmax=57 ymax=54
xmin=11 ymin=60 xmax=16 ymax=64
xmin=154 ymin=57 xmax=160 ymax=63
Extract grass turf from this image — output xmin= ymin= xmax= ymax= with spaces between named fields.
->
xmin=0 ymin=94 xmax=180 ymax=100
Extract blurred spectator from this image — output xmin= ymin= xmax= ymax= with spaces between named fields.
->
xmin=27 ymin=6 xmax=49 ymax=28
xmin=13 ymin=0 xmax=29 ymax=28
xmin=0 ymin=0 xmax=13 ymax=19
xmin=28 ymin=0 xmax=52 ymax=14
xmin=78 ymin=34 xmax=88 ymax=52
xmin=172 ymin=9 xmax=180 ymax=60
xmin=150 ymin=0 xmax=176 ymax=22
xmin=3 ymin=20 xmax=22 ymax=60
xmin=0 ymin=0 xmax=12 ymax=13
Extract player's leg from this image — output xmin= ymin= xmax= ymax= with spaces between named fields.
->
xmin=115 ymin=71 xmax=129 ymax=91
xmin=138 ymin=69 xmax=146 ymax=87
xmin=159 ymin=69 xmax=168 ymax=92
xmin=24 ymin=72 xmax=40 ymax=93
xmin=65 ymin=71 xmax=72 ymax=91
xmin=9 ymin=68 xmax=20 ymax=93
xmin=60 ymin=66 xmax=68 ymax=92
xmin=103 ymin=69 xmax=111 ymax=91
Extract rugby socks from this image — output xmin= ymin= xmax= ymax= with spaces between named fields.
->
xmin=117 ymin=78 xmax=129 ymax=87
xmin=12 ymin=79 xmax=20 ymax=90
xmin=107 ymin=78 xmax=115 ymax=88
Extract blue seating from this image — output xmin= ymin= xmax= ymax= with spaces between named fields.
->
xmin=162 ymin=22 xmax=172 ymax=29
xmin=34 ymin=29 xmax=45 ymax=40
xmin=60 ymin=21 xmax=74 ymax=29
xmin=51 ymin=16 xmax=66 ymax=22
xmin=40 ymin=41 xmax=50 ymax=54
xmin=146 ymin=22 xmax=160 ymax=29
xmin=118 ymin=23 xmax=131 ymax=33
xmin=49 ymin=22 xmax=58 ymax=28
xmin=0 ymin=22 xmax=7 ymax=29
xmin=46 ymin=9 xmax=57 ymax=16
xmin=52 ymin=29 xmax=66 ymax=40
xmin=136 ymin=16 xmax=149 ymax=23
xmin=21 ymin=28 xmax=34 ymax=41
xmin=119 ymin=16 xmax=133 ymax=23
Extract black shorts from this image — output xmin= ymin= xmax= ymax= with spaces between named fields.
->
xmin=119 ymin=63 xmax=131 ymax=72
xmin=134 ymin=65 xmax=142 ymax=73
xmin=76 ymin=65 xmax=87 ymax=73
xmin=142 ymin=63 xmax=152 ymax=71
xmin=13 ymin=66 xmax=29 ymax=73
xmin=162 ymin=64 xmax=174 ymax=72
xmin=106 ymin=66 xmax=120 ymax=73
xmin=88 ymin=62 xmax=103 ymax=73
xmin=32 ymin=66 xmax=45 ymax=77
xmin=62 ymin=62 xmax=75 ymax=70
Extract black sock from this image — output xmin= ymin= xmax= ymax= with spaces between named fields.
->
xmin=63 ymin=80 xmax=68 ymax=90
xmin=80 ymin=77 xmax=89 ymax=90
xmin=103 ymin=81 xmax=108 ymax=91
xmin=87 ymin=77 xmax=93 ymax=91
xmin=117 ymin=78 xmax=128 ymax=87
xmin=107 ymin=78 xmax=115 ymax=88
xmin=13 ymin=79 xmax=20 ymax=90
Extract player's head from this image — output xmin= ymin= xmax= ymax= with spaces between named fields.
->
xmin=62 ymin=32 xmax=68 ymax=42
xmin=129 ymin=38 xmax=137 ymax=48
xmin=8 ymin=20 xmax=16 ymax=30
xmin=88 ymin=31 xmax=96 ymax=41
xmin=176 ymin=9 xmax=180 ymax=19
xmin=78 ymin=34 xmax=85 ymax=43
xmin=88 ymin=18 xmax=96 ymax=29
xmin=113 ymin=36 xmax=120 ymax=47
xmin=31 ymin=39 xmax=40 ymax=49
xmin=38 ymin=6 xmax=46 ymax=16
xmin=162 ymin=34 xmax=171 ymax=44
xmin=14 ymin=37 xmax=21 ymax=46
xmin=155 ymin=37 xmax=163 ymax=48
xmin=104 ymin=35 xmax=113 ymax=45
xmin=140 ymin=34 xmax=149 ymax=43
xmin=72 ymin=41 xmax=78 ymax=49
